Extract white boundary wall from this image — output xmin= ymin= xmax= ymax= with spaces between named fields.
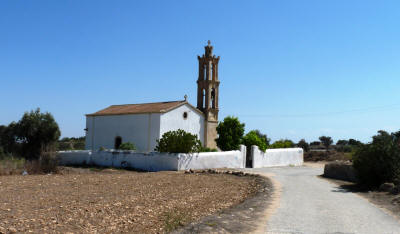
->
xmin=252 ymin=146 xmax=303 ymax=168
xmin=58 ymin=145 xmax=246 ymax=171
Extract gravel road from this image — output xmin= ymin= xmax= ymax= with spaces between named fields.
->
xmin=247 ymin=166 xmax=400 ymax=234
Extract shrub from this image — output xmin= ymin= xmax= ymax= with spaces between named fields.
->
xmin=243 ymin=130 xmax=267 ymax=152
xmin=216 ymin=116 xmax=245 ymax=151
xmin=336 ymin=145 xmax=352 ymax=153
xmin=0 ymin=146 xmax=5 ymax=160
xmin=119 ymin=142 xmax=136 ymax=151
xmin=200 ymin=147 xmax=218 ymax=152
xmin=39 ymin=147 xmax=59 ymax=174
xmin=269 ymin=139 xmax=294 ymax=149
xmin=155 ymin=129 xmax=202 ymax=153
xmin=353 ymin=130 xmax=400 ymax=188
xmin=57 ymin=136 xmax=85 ymax=151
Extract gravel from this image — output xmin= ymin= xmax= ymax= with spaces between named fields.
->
xmin=247 ymin=166 xmax=400 ymax=234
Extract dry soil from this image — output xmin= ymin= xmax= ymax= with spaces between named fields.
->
xmin=0 ymin=167 xmax=260 ymax=233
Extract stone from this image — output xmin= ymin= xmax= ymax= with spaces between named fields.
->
xmin=379 ymin=183 xmax=395 ymax=192
xmin=391 ymin=186 xmax=400 ymax=195
xmin=323 ymin=162 xmax=357 ymax=182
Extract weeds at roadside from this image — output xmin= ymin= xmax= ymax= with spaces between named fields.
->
xmin=163 ymin=210 xmax=189 ymax=232
xmin=205 ymin=221 xmax=217 ymax=227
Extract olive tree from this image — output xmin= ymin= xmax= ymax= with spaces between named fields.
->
xmin=15 ymin=108 xmax=61 ymax=160
xmin=319 ymin=136 xmax=333 ymax=151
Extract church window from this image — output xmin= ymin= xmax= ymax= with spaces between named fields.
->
xmin=202 ymin=89 xmax=206 ymax=109
xmin=211 ymin=88 xmax=216 ymax=108
xmin=203 ymin=64 xmax=206 ymax=80
xmin=114 ymin=136 xmax=122 ymax=149
xmin=183 ymin=112 xmax=188 ymax=119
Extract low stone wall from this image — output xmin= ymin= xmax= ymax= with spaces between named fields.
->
xmin=58 ymin=145 xmax=246 ymax=171
xmin=251 ymin=146 xmax=303 ymax=168
xmin=323 ymin=162 xmax=357 ymax=183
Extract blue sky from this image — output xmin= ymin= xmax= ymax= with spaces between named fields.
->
xmin=1 ymin=0 xmax=400 ymax=143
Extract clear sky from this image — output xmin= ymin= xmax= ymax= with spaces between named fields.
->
xmin=1 ymin=0 xmax=400 ymax=143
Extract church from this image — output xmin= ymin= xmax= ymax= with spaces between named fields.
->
xmin=85 ymin=41 xmax=220 ymax=152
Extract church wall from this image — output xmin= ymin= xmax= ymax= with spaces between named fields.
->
xmin=85 ymin=117 xmax=94 ymax=150
xmin=159 ymin=104 xmax=205 ymax=144
xmin=85 ymin=113 xmax=161 ymax=152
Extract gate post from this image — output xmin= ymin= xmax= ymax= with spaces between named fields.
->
xmin=251 ymin=145 xmax=260 ymax=168
xmin=239 ymin=144 xmax=246 ymax=168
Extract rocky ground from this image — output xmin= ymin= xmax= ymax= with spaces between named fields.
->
xmin=0 ymin=167 xmax=262 ymax=233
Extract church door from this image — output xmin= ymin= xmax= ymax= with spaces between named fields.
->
xmin=114 ymin=136 xmax=122 ymax=149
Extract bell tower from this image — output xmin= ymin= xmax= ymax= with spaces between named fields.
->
xmin=197 ymin=40 xmax=220 ymax=149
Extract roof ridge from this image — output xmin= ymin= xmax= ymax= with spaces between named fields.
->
xmin=110 ymin=100 xmax=185 ymax=107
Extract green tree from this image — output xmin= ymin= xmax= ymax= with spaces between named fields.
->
xmin=310 ymin=141 xmax=321 ymax=146
xmin=155 ymin=129 xmax=202 ymax=153
xmin=336 ymin=140 xmax=348 ymax=146
xmin=242 ymin=130 xmax=267 ymax=152
xmin=348 ymin=138 xmax=362 ymax=146
xmin=215 ymin=116 xmax=245 ymax=151
xmin=353 ymin=130 xmax=400 ymax=188
xmin=15 ymin=108 xmax=61 ymax=160
xmin=252 ymin=129 xmax=270 ymax=146
xmin=269 ymin=139 xmax=294 ymax=149
xmin=297 ymin=139 xmax=309 ymax=152
xmin=0 ymin=124 xmax=18 ymax=155
xmin=319 ymin=136 xmax=333 ymax=151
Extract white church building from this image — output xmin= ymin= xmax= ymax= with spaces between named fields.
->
xmin=85 ymin=41 xmax=220 ymax=152
xmin=85 ymin=100 xmax=205 ymax=152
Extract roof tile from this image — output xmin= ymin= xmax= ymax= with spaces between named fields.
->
xmin=87 ymin=100 xmax=187 ymax=116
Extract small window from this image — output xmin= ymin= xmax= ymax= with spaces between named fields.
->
xmin=183 ymin=112 xmax=188 ymax=119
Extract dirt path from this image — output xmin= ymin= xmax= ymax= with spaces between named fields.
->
xmin=246 ymin=166 xmax=400 ymax=234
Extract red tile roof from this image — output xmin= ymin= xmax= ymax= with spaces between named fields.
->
xmin=86 ymin=100 xmax=197 ymax=116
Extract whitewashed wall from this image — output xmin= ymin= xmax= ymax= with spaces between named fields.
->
xmin=85 ymin=114 xmax=161 ymax=152
xmin=58 ymin=145 xmax=245 ymax=171
xmin=160 ymin=104 xmax=205 ymax=144
xmin=178 ymin=145 xmax=246 ymax=170
xmin=251 ymin=146 xmax=303 ymax=168
xmin=85 ymin=104 xmax=205 ymax=152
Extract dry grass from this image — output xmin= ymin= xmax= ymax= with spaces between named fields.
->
xmin=0 ymin=151 xmax=58 ymax=176
xmin=0 ymin=157 xmax=26 ymax=175
xmin=0 ymin=168 xmax=260 ymax=233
